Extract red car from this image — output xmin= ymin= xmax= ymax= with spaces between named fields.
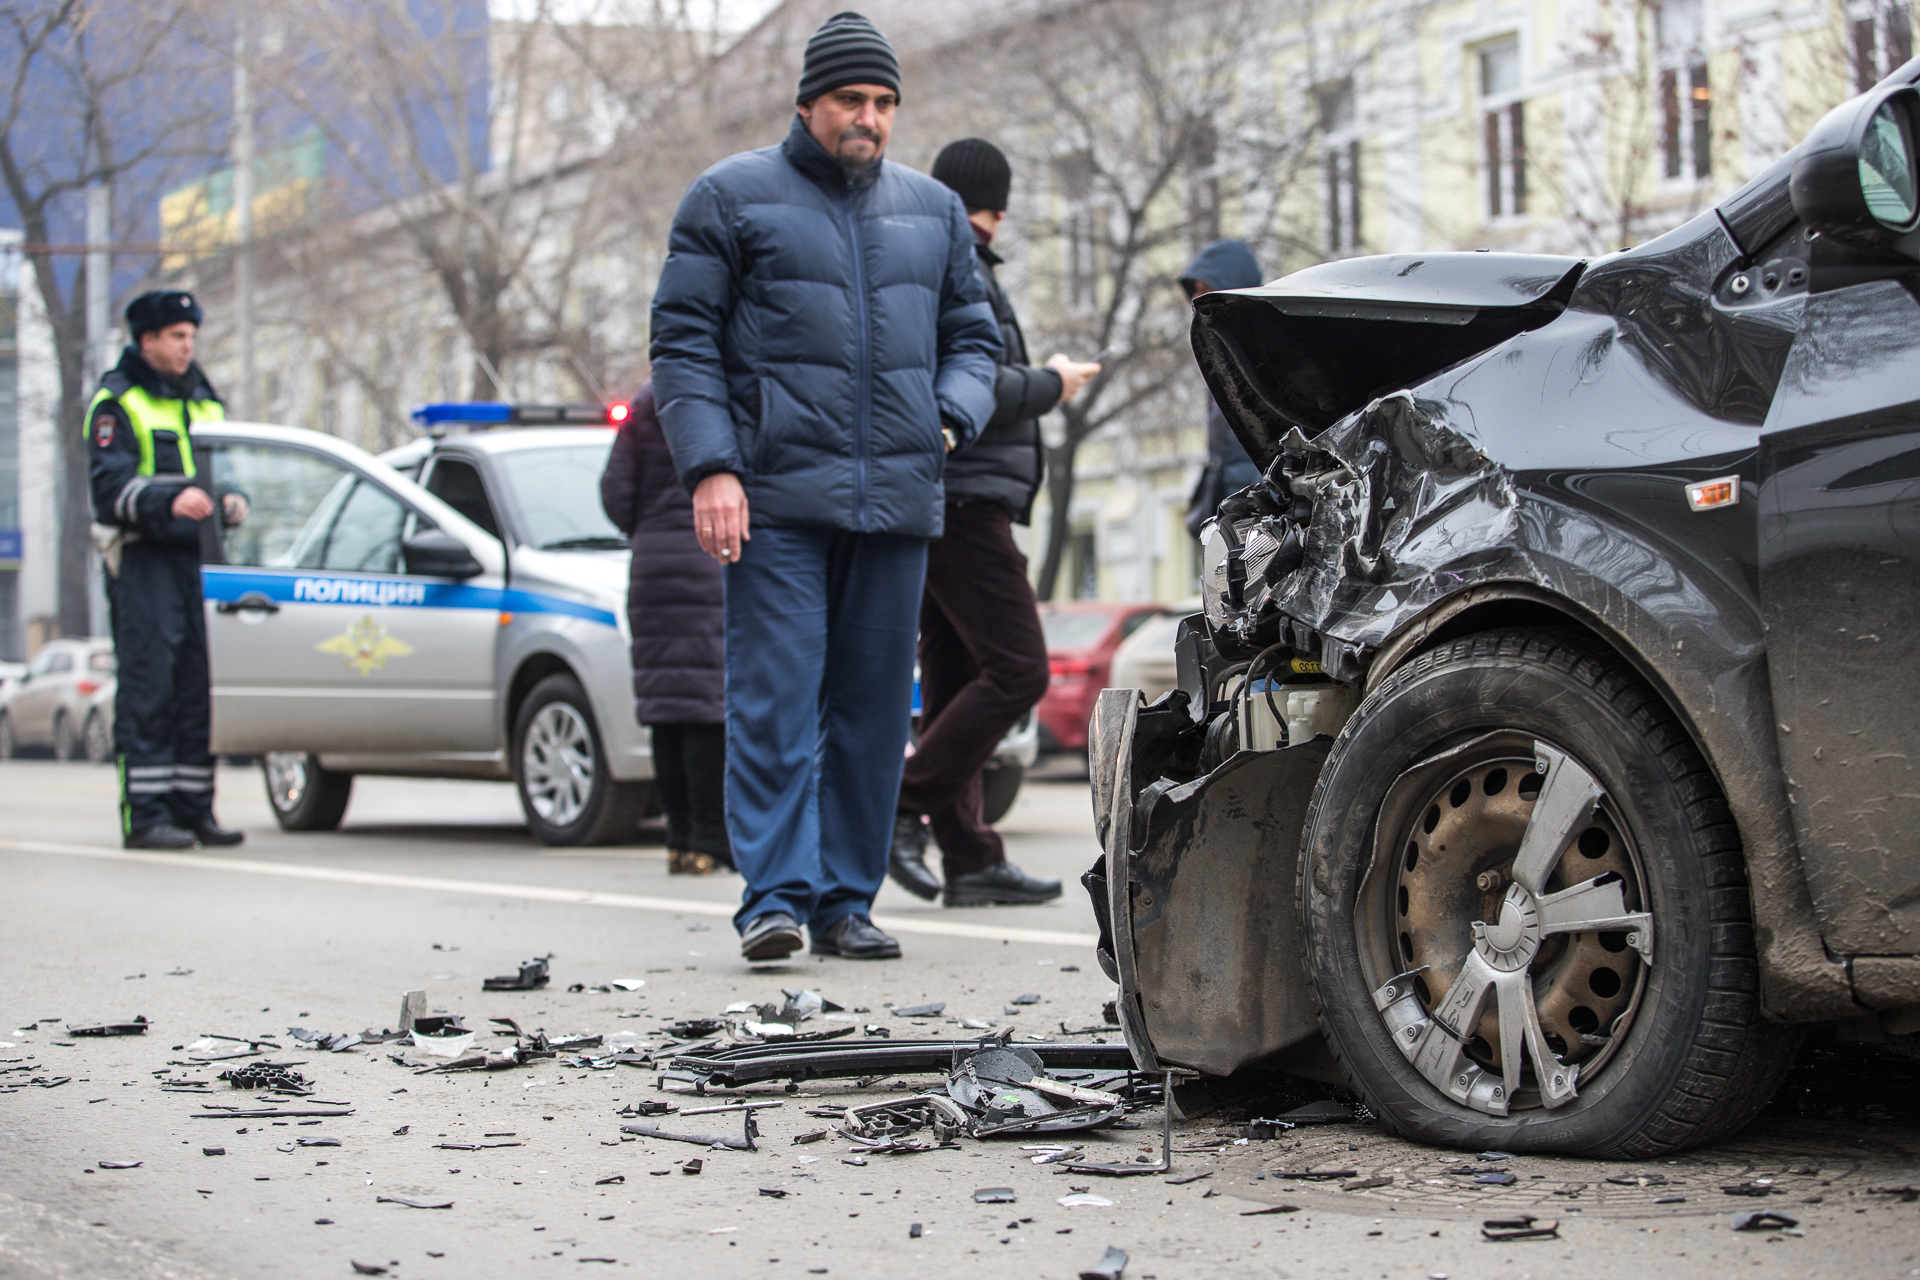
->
xmin=1036 ymin=602 xmax=1168 ymax=753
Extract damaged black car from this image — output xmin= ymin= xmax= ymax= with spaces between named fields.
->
xmin=1089 ymin=75 xmax=1920 ymax=1156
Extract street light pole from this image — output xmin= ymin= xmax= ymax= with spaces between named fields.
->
xmin=232 ymin=14 xmax=256 ymax=420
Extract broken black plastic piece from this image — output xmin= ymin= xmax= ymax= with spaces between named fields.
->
xmin=890 ymin=1003 xmax=946 ymax=1018
xmin=1079 ymin=1246 xmax=1129 ymax=1280
xmin=219 ymin=1064 xmax=312 ymax=1093
xmin=666 ymin=1037 xmax=1133 ymax=1088
xmin=1238 ymin=1204 xmax=1300 ymax=1216
xmin=1481 ymin=1216 xmax=1559 ymax=1241
xmin=375 ymin=1195 xmax=453 ymax=1209
xmin=67 ymin=1017 xmax=149 ymax=1037
xmin=1731 ymin=1210 xmax=1799 ymax=1232
xmin=482 ymin=955 xmax=552 ymax=991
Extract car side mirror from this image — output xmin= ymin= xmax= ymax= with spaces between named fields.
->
xmin=1791 ymin=84 xmax=1920 ymax=253
xmin=403 ymin=529 xmax=485 ymax=580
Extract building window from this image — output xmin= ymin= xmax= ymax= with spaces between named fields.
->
xmin=1069 ymin=528 xmax=1098 ymax=600
xmin=1186 ymin=116 xmax=1221 ymax=250
xmin=1657 ymin=0 xmax=1710 ymax=182
xmin=1056 ymin=153 xmax=1100 ymax=314
xmin=1855 ymin=2 xmax=1915 ymax=91
xmin=1478 ymin=38 xmax=1526 ymax=220
xmin=1318 ymin=79 xmax=1361 ymax=253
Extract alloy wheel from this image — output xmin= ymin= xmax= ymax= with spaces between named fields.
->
xmin=1360 ymin=738 xmax=1653 ymax=1117
xmin=265 ymin=752 xmax=310 ymax=814
xmin=521 ymin=702 xmax=596 ymax=828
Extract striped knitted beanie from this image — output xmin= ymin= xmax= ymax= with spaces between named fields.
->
xmin=795 ymin=11 xmax=901 ymax=104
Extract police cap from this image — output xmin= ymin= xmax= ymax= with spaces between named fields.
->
xmin=125 ymin=290 xmax=203 ymax=339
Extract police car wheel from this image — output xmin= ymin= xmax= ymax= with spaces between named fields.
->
xmin=263 ymin=752 xmax=353 ymax=831
xmin=83 ymin=711 xmax=113 ymax=765
xmin=981 ymin=760 xmax=1025 ymax=825
xmin=1299 ymin=628 xmax=1797 ymax=1158
xmin=513 ymin=674 xmax=644 ymax=847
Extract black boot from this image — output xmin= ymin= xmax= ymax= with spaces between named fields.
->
xmin=193 ymin=822 xmax=245 ymax=847
xmin=810 ymin=915 xmax=902 ymax=959
xmin=125 ymin=823 xmax=196 ymax=851
xmin=943 ymin=861 xmax=1063 ymax=907
xmin=887 ymin=814 xmax=940 ymax=901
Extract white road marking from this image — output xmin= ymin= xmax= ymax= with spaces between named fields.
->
xmin=0 ymin=838 xmax=1100 ymax=949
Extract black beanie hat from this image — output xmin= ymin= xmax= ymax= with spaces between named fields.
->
xmin=932 ymin=138 xmax=1012 ymax=213
xmin=126 ymin=289 xmax=203 ymax=338
xmin=796 ymin=11 xmax=900 ymax=105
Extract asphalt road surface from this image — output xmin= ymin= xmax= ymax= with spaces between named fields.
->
xmin=3 ymin=759 xmax=1919 ymax=1280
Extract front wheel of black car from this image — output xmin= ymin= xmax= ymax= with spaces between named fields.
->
xmin=1300 ymin=629 xmax=1795 ymax=1157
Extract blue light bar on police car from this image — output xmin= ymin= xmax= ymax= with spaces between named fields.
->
xmin=410 ymin=402 xmax=622 ymax=427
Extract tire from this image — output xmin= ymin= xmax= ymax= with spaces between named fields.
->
xmin=0 ymin=712 xmax=13 ymax=761
xmin=262 ymin=752 xmax=353 ymax=831
xmin=513 ymin=673 xmax=645 ymax=846
xmin=51 ymin=711 xmax=76 ymax=762
xmin=981 ymin=759 xmax=1025 ymax=825
xmin=1300 ymin=628 xmax=1796 ymax=1158
xmin=82 ymin=711 xmax=113 ymax=764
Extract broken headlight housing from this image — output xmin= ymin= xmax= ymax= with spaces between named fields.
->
xmin=1200 ymin=517 xmax=1237 ymax=626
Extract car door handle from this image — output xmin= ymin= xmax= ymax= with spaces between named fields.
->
xmin=215 ymin=592 xmax=280 ymax=615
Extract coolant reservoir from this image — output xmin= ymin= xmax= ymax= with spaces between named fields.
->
xmin=1284 ymin=686 xmax=1359 ymax=745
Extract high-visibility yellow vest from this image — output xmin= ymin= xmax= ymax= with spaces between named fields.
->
xmin=87 ymin=381 xmax=225 ymax=479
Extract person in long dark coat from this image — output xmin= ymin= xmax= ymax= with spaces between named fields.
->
xmin=600 ymin=384 xmax=733 ymax=874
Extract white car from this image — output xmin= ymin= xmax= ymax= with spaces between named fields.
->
xmin=0 ymin=639 xmax=116 ymax=762
xmin=194 ymin=415 xmax=650 ymax=844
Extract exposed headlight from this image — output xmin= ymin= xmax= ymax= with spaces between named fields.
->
xmin=1200 ymin=518 xmax=1234 ymax=626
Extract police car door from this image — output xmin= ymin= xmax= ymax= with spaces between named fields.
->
xmin=197 ymin=436 xmax=505 ymax=754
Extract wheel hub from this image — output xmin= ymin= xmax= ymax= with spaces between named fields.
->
xmin=1366 ymin=740 xmax=1655 ymax=1117
xmin=1475 ymin=885 xmax=1541 ymax=969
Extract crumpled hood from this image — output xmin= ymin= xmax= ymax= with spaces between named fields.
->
xmin=1191 ymin=252 xmax=1584 ymax=468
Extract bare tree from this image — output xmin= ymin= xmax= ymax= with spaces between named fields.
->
xmin=0 ymin=0 xmax=225 ymax=636
xmin=933 ymin=0 xmax=1331 ymax=600
xmin=242 ymin=0 xmax=725 ymax=414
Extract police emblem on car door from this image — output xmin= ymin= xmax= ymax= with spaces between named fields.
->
xmin=196 ymin=438 xmax=501 ymax=755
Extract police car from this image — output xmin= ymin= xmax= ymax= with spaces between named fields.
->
xmin=197 ymin=404 xmax=646 ymax=844
xmin=201 ymin=403 xmax=1037 ymax=845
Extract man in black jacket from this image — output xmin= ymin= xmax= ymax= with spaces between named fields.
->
xmin=889 ymin=138 xmax=1100 ymax=906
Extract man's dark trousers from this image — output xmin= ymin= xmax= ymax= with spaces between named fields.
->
xmin=108 ymin=541 xmax=215 ymax=835
xmin=723 ymin=524 xmax=927 ymax=933
xmin=898 ymin=502 xmax=1050 ymax=877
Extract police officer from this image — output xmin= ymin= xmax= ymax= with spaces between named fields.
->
xmin=88 ymin=290 xmax=247 ymax=850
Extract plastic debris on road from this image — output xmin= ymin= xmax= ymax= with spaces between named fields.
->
xmin=1079 ymin=1245 xmax=1128 ymax=1280
xmin=481 ymin=955 xmax=552 ymax=991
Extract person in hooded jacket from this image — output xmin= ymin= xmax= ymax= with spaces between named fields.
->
xmin=87 ymin=290 xmax=248 ymax=850
xmin=599 ymin=383 xmax=734 ymax=877
xmin=1180 ymin=239 xmax=1265 ymax=538
xmin=649 ymin=11 xmax=1001 ymax=963
xmin=887 ymin=137 xmax=1100 ymax=907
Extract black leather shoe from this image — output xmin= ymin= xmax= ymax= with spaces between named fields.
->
xmin=125 ymin=823 xmax=195 ymax=851
xmin=887 ymin=814 xmax=940 ymax=901
xmin=810 ymin=915 xmax=902 ymax=960
xmin=740 ymin=912 xmax=804 ymax=962
xmin=943 ymin=861 xmax=1063 ymax=907
xmin=193 ymin=823 xmax=245 ymax=847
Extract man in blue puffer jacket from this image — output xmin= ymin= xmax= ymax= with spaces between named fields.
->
xmin=650 ymin=10 xmax=1001 ymax=964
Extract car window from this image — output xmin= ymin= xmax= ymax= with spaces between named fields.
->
xmin=496 ymin=443 xmax=626 ymax=550
xmin=1119 ymin=610 xmax=1163 ymax=640
xmin=289 ymin=477 xmax=412 ymax=574
xmin=424 ymin=458 xmax=503 ymax=541
xmin=207 ymin=442 xmax=417 ymax=575
xmin=25 ymin=649 xmax=54 ymax=677
xmin=45 ymin=651 xmax=72 ymax=674
xmin=1040 ymin=610 xmax=1117 ymax=650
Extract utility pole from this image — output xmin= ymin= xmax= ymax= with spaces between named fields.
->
xmin=232 ymin=13 xmax=256 ymax=419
